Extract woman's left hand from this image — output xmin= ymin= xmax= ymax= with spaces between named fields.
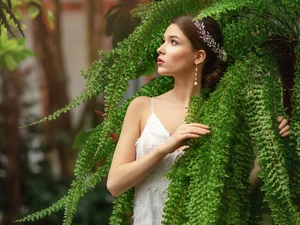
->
xmin=278 ymin=116 xmax=291 ymax=137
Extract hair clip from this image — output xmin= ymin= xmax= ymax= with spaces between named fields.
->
xmin=194 ymin=20 xmax=227 ymax=62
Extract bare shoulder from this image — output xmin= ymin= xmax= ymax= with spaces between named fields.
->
xmin=129 ymin=96 xmax=150 ymax=106
xmin=125 ymin=96 xmax=152 ymax=132
xmin=126 ymin=96 xmax=151 ymax=113
xmin=153 ymin=91 xmax=171 ymax=101
xmin=117 ymin=97 xmax=151 ymax=141
xmin=124 ymin=96 xmax=151 ymax=121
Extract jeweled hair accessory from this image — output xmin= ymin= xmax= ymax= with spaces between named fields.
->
xmin=194 ymin=20 xmax=227 ymax=62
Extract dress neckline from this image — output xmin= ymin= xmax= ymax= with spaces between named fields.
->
xmin=151 ymin=113 xmax=171 ymax=136
xmin=136 ymin=113 xmax=170 ymax=145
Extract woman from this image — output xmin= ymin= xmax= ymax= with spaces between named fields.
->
xmin=107 ymin=15 xmax=290 ymax=225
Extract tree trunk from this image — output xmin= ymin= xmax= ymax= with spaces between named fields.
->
xmin=31 ymin=1 xmax=75 ymax=184
xmin=0 ymin=68 xmax=21 ymax=225
xmin=86 ymin=0 xmax=104 ymax=63
xmin=74 ymin=0 xmax=105 ymax=132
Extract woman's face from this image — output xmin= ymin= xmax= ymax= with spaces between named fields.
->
xmin=157 ymin=23 xmax=197 ymax=77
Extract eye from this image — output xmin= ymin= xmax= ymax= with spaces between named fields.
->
xmin=171 ymin=39 xmax=178 ymax=45
xmin=161 ymin=39 xmax=165 ymax=44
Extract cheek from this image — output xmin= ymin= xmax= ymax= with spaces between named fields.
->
xmin=157 ymin=48 xmax=195 ymax=75
xmin=171 ymin=49 xmax=194 ymax=63
xmin=170 ymin=50 xmax=194 ymax=70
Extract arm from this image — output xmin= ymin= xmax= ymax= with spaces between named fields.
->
xmin=107 ymin=97 xmax=210 ymax=196
xmin=107 ymin=96 xmax=163 ymax=196
xmin=249 ymin=116 xmax=290 ymax=192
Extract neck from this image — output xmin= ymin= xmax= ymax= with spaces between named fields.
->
xmin=169 ymin=78 xmax=202 ymax=107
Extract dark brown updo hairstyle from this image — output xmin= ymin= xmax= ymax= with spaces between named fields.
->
xmin=171 ymin=15 xmax=227 ymax=89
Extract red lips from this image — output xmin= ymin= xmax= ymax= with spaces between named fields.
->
xmin=157 ymin=58 xmax=165 ymax=65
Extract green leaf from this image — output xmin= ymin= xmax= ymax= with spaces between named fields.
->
xmin=4 ymin=54 xmax=18 ymax=70
xmin=28 ymin=5 xmax=40 ymax=19
xmin=72 ymin=128 xmax=95 ymax=149
xmin=46 ymin=10 xmax=55 ymax=30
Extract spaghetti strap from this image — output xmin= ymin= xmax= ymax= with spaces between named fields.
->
xmin=150 ymin=98 xmax=154 ymax=113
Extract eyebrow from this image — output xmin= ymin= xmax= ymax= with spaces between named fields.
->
xmin=163 ymin=35 xmax=181 ymax=40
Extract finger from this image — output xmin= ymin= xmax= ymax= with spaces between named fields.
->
xmin=177 ymin=145 xmax=189 ymax=152
xmin=196 ymin=129 xmax=210 ymax=135
xmin=182 ymin=127 xmax=210 ymax=135
xmin=181 ymin=129 xmax=211 ymax=139
xmin=279 ymin=125 xmax=290 ymax=135
xmin=179 ymin=134 xmax=201 ymax=141
xmin=180 ymin=131 xmax=209 ymax=139
xmin=281 ymin=130 xmax=291 ymax=138
xmin=188 ymin=123 xmax=210 ymax=129
xmin=279 ymin=124 xmax=290 ymax=134
xmin=277 ymin=116 xmax=283 ymax=123
xmin=278 ymin=118 xmax=288 ymax=130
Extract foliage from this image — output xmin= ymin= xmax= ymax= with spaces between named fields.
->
xmin=0 ymin=0 xmax=42 ymax=36
xmin=0 ymin=0 xmax=43 ymax=71
xmin=19 ymin=0 xmax=300 ymax=224
xmin=0 ymin=26 xmax=33 ymax=70
xmin=104 ymin=1 xmax=141 ymax=48
xmin=0 ymin=0 xmax=24 ymax=36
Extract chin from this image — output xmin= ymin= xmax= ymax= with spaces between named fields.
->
xmin=157 ymin=69 xmax=172 ymax=76
xmin=158 ymin=73 xmax=173 ymax=77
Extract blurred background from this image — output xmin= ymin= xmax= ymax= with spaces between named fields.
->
xmin=0 ymin=0 xmax=154 ymax=224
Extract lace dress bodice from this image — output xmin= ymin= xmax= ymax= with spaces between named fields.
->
xmin=133 ymin=98 xmax=182 ymax=225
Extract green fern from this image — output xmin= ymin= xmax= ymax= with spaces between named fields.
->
xmin=289 ymin=38 xmax=300 ymax=197
xmin=292 ymin=42 xmax=300 ymax=161
xmin=245 ymin=53 xmax=300 ymax=224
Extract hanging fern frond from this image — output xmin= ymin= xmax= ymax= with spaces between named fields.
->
xmin=24 ymin=0 xmax=203 ymax=128
xmin=245 ymin=51 xmax=300 ymax=224
xmin=185 ymin=56 xmax=255 ymax=225
xmin=292 ymin=41 xmax=300 ymax=157
xmin=163 ymin=54 xmax=254 ymax=224
xmin=17 ymin=196 xmax=67 ymax=222
xmin=196 ymin=0 xmax=251 ymax=20
xmin=288 ymin=40 xmax=300 ymax=197
xmin=224 ymin=120 xmax=254 ymax=225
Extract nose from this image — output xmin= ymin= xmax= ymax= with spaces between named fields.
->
xmin=157 ymin=42 xmax=165 ymax=55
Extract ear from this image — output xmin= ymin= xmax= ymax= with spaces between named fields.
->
xmin=194 ymin=50 xmax=206 ymax=65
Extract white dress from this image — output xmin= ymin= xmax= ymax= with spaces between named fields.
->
xmin=132 ymin=99 xmax=273 ymax=225
xmin=133 ymin=98 xmax=182 ymax=225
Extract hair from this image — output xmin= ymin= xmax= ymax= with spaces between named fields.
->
xmin=171 ymin=15 xmax=227 ymax=89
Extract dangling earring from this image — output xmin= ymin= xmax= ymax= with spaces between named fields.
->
xmin=194 ymin=64 xmax=198 ymax=86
